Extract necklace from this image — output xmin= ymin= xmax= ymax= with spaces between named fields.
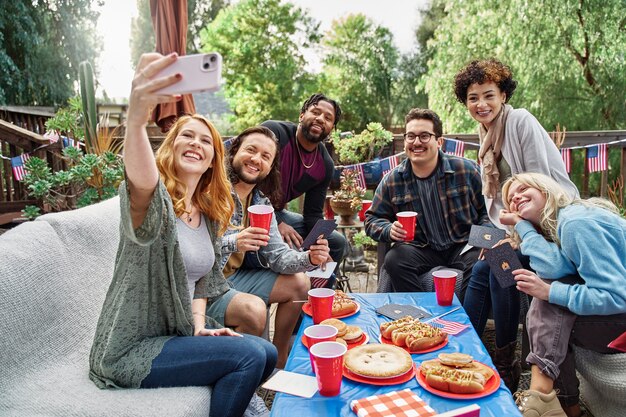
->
xmin=296 ymin=138 xmax=318 ymax=169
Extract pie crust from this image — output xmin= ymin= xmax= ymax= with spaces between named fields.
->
xmin=344 ymin=344 xmax=413 ymax=378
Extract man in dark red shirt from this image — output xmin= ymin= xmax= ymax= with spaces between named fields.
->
xmin=262 ymin=94 xmax=346 ymax=283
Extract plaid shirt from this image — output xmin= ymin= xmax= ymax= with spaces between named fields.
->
xmin=365 ymin=151 xmax=488 ymax=246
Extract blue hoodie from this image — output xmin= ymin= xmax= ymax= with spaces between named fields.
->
xmin=516 ymin=204 xmax=626 ymax=315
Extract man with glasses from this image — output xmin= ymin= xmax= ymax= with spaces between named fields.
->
xmin=365 ymin=108 xmax=488 ymax=301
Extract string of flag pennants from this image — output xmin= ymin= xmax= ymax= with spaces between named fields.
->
xmin=1 ymin=130 xmax=84 ymax=181
xmin=2 ymin=133 xmax=623 ymax=183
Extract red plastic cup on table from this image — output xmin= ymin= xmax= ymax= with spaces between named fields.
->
xmin=358 ymin=200 xmax=372 ymax=222
xmin=247 ymin=204 xmax=274 ymax=233
xmin=308 ymin=288 xmax=335 ymax=324
xmin=309 ymin=341 xmax=347 ymax=396
xmin=304 ymin=325 xmax=338 ymax=373
xmin=433 ymin=269 xmax=458 ymax=306
xmin=396 ymin=211 xmax=417 ymax=241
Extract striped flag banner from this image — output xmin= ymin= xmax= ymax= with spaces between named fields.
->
xmin=429 ymin=318 xmax=469 ymax=336
xmin=346 ymin=164 xmax=367 ymax=190
xmin=560 ymin=148 xmax=571 ymax=173
xmin=443 ymin=138 xmax=465 ymax=157
xmin=61 ymin=136 xmax=83 ymax=149
xmin=11 ymin=154 xmax=31 ymax=181
xmin=586 ymin=143 xmax=608 ymax=173
xmin=43 ymin=130 xmax=60 ymax=144
xmin=380 ymin=154 xmax=399 ymax=176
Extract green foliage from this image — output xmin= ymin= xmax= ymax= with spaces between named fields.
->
xmin=79 ymin=61 xmax=98 ymax=149
xmin=200 ymin=0 xmax=320 ymax=131
xmin=21 ymin=205 xmax=41 ymax=221
xmin=0 ymin=0 xmax=101 ymax=106
xmin=320 ymin=14 xmax=400 ymax=131
xmin=419 ymin=0 xmax=626 ymax=133
xmin=331 ymin=122 xmax=393 ymax=165
xmin=352 ymin=231 xmax=376 ymax=250
xmin=45 ymin=97 xmax=84 ymax=140
xmin=130 ymin=0 xmax=229 ymax=68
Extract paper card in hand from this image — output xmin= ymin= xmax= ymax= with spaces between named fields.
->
xmin=376 ymin=304 xmax=432 ymax=320
xmin=468 ymin=225 xmax=506 ymax=249
xmin=484 ymin=242 xmax=522 ymax=289
xmin=300 ymin=219 xmax=337 ymax=251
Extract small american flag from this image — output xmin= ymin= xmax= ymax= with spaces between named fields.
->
xmin=443 ymin=138 xmax=465 ymax=157
xmin=560 ymin=148 xmax=571 ymax=173
xmin=587 ymin=143 xmax=608 ymax=173
xmin=11 ymin=154 xmax=30 ymax=181
xmin=380 ymin=154 xmax=399 ymax=176
xmin=430 ymin=318 xmax=469 ymax=335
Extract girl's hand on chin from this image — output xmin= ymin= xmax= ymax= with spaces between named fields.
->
xmin=499 ymin=209 xmax=523 ymax=226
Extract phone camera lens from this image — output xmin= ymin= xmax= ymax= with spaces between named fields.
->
xmin=210 ymin=55 xmax=217 ymax=63
xmin=203 ymin=62 xmax=210 ymax=70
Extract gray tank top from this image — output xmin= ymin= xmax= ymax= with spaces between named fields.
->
xmin=176 ymin=215 xmax=215 ymax=301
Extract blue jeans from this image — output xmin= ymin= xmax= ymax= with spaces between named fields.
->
xmin=141 ymin=334 xmax=277 ymax=417
xmin=463 ymin=252 xmax=530 ymax=347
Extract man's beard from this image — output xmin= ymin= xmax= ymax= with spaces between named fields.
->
xmin=234 ymin=160 xmax=267 ymax=185
xmin=301 ymin=120 xmax=328 ymax=144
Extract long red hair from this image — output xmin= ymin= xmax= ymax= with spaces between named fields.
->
xmin=155 ymin=115 xmax=234 ymax=235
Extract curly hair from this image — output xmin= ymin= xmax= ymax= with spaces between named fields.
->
xmin=300 ymin=93 xmax=342 ymax=128
xmin=227 ymin=125 xmax=283 ymax=207
xmin=404 ymin=108 xmax=443 ymax=138
xmin=453 ymin=59 xmax=518 ymax=104
xmin=155 ymin=114 xmax=234 ymax=235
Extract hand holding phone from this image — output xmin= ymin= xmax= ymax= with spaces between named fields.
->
xmin=301 ymin=219 xmax=337 ymax=251
xmin=155 ymin=53 xmax=222 ymax=95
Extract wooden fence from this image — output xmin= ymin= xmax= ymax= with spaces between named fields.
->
xmin=1 ymin=105 xmax=625 ymax=223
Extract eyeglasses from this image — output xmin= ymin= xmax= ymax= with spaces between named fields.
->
xmin=403 ymin=132 xmax=437 ymax=144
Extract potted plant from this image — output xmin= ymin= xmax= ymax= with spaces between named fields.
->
xmin=330 ymin=122 xmax=394 ymax=165
xmin=330 ymin=169 xmax=366 ymax=225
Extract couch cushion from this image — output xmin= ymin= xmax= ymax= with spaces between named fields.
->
xmin=0 ymin=197 xmax=212 ymax=415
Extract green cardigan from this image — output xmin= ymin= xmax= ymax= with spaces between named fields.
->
xmin=89 ymin=181 xmax=228 ymax=388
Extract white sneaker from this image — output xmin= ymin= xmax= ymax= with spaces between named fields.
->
xmin=243 ymin=393 xmax=269 ymax=417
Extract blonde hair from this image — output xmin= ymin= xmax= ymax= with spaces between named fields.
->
xmin=155 ymin=114 xmax=234 ymax=235
xmin=502 ymin=172 xmax=618 ymax=246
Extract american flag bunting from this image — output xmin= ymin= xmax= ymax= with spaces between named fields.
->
xmin=443 ymin=138 xmax=465 ymax=157
xmin=43 ymin=130 xmax=60 ymax=144
xmin=586 ymin=143 xmax=608 ymax=173
xmin=11 ymin=154 xmax=31 ymax=181
xmin=560 ymin=148 xmax=571 ymax=173
xmin=62 ymin=136 xmax=83 ymax=149
xmin=380 ymin=154 xmax=399 ymax=176
xmin=346 ymin=164 xmax=367 ymax=190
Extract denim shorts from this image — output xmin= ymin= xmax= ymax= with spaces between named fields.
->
xmin=206 ymin=268 xmax=278 ymax=326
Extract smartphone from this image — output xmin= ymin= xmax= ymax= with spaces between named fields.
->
xmin=155 ymin=52 xmax=222 ymax=95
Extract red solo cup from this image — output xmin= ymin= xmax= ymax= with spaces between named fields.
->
xmin=396 ymin=211 xmax=417 ymax=241
xmin=304 ymin=325 xmax=338 ymax=373
xmin=433 ymin=270 xmax=458 ymax=306
xmin=308 ymin=288 xmax=335 ymax=324
xmin=248 ymin=204 xmax=274 ymax=233
xmin=358 ymin=200 xmax=372 ymax=222
xmin=324 ymin=196 xmax=335 ymax=220
xmin=309 ymin=341 xmax=347 ymax=396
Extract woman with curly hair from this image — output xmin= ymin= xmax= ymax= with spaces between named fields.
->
xmin=500 ymin=173 xmax=626 ymax=417
xmin=454 ymin=58 xmax=578 ymax=392
xmin=89 ymin=52 xmax=277 ymax=417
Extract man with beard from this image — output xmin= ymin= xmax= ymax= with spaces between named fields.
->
xmin=365 ymin=108 xmax=488 ymax=301
xmin=262 ymin=94 xmax=347 ymax=287
xmin=208 ymin=126 xmax=331 ymax=368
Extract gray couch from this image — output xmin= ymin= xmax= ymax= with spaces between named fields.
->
xmin=0 ymin=197 xmax=212 ymax=416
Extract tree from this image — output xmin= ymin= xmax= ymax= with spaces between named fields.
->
xmin=419 ymin=0 xmax=626 ymax=133
xmin=320 ymin=14 xmax=400 ymax=131
xmin=200 ymin=0 xmax=320 ymax=131
xmin=130 ymin=0 xmax=229 ymax=68
xmin=0 ymin=0 xmax=102 ymax=106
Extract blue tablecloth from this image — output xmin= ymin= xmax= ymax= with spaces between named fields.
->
xmin=270 ymin=292 xmax=521 ymax=416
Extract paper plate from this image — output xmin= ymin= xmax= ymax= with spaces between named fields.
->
xmin=415 ymin=363 xmax=501 ymax=399
xmin=343 ymin=363 xmax=416 ymax=386
xmin=301 ymin=333 xmax=369 ymax=350
xmin=302 ymin=301 xmax=360 ymax=319
xmin=379 ymin=335 xmax=448 ymax=354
